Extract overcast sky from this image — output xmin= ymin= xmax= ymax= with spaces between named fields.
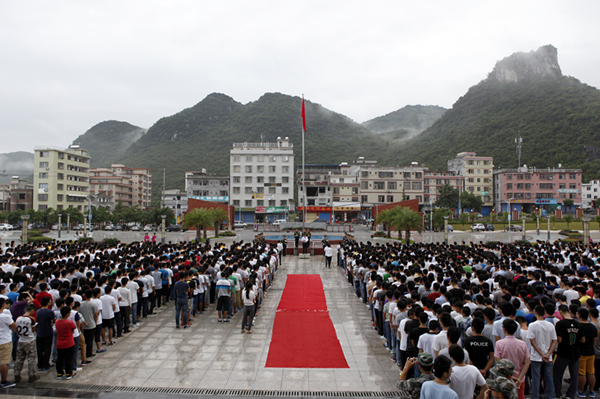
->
xmin=1 ymin=1 xmax=599 ymax=154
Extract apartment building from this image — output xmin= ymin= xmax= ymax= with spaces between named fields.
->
xmin=296 ymin=164 xmax=338 ymax=222
xmin=494 ymin=166 xmax=583 ymax=213
xmin=447 ymin=152 xmax=494 ymax=214
xmin=185 ymin=170 xmax=229 ymax=204
xmin=330 ymin=162 xmax=361 ymax=222
xmin=33 ymin=146 xmax=90 ymax=211
xmin=230 ymin=137 xmax=294 ymax=223
xmin=162 ymin=189 xmax=187 ymax=223
xmin=89 ymin=164 xmax=152 ymax=210
xmin=424 ymin=170 xmax=464 ymax=205
xmin=582 ymin=180 xmax=600 ymax=209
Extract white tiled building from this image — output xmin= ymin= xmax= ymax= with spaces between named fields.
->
xmin=230 ymin=137 xmax=294 ymax=223
xmin=582 ymin=180 xmax=600 ymax=209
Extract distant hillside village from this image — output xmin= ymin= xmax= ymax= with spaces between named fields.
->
xmin=2 ymin=139 xmax=598 ymax=226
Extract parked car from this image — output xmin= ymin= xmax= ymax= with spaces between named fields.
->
xmin=51 ymin=223 xmax=67 ymax=230
xmin=234 ymin=221 xmax=248 ymax=228
xmin=470 ymin=223 xmax=485 ymax=232
xmin=130 ymin=224 xmax=142 ymax=231
xmin=165 ymin=224 xmax=182 ymax=232
xmin=446 ymin=225 xmax=454 ymax=232
xmin=0 ymin=223 xmax=12 ymax=231
xmin=485 ymin=224 xmax=495 ymax=231
xmin=104 ymin=224 xmax=114 ymax=231
xmin=273 ymin=219 xmax=287 ymax=225
xmin=506 ymin=225 xmax=523 ymax=231
xmin=114 ymin=224 xmax=128 ymax=231
xmin=143 ymin=224 xmax=154 ymax=231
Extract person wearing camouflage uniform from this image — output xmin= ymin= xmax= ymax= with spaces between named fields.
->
xmin=485 ymin=360 xmax=518 ymax=399
xmin=397 ymin=352 xmax=434 ymax=399
xmin=485 ymin=377 xmax=518 ymax=399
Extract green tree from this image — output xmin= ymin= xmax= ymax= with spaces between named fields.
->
xmin=376 ymin=209 xmax=394 ymax=237
xmin=563 ymin=214 xmax=574 ymax=230
xmin=563 ymin=199 xmax=574 ymax=213
xmin=432 ymin=208 xmax=452 ymax=231
xmin=182 ymin=208 xmax=213 ymax=240
xmin=436 ymin=185 xmax=459 ymax=209
xmin=210 ymin=208 xmax=229 ymax=236
xmin=550 ymin=215 xmax=557 ymax=229
xmin=389 ymin=206 xmax=423 ymax=243
xmin=593 ymin=215 xmax=600 ymax=231
xmin=458 ymin=212 xmax=469 ymax=229
xmin=461 ymin=191 xmax=483 ymax=213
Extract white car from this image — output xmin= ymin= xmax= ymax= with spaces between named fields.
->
xmin=470 ymin=223 xmax=486 ymax=232
xmin=0 ymin=223 xmax=12 ymax=231
xmin=273 ymin=219 xmax=287 ymax=225
xmin=143 ymin=224 xmax=154 ymax=231
xmin=234 ymin=222 xmax=248 ymax=228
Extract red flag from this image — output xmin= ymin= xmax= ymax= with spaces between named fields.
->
xmin=301 ymin=97 xmax=307 ymax=133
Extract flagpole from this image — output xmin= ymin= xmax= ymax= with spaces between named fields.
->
xmin=302 ymin=95 xmax=306 ymax=231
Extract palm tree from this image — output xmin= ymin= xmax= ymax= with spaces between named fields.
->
xmin=376 ymin=209 xmax=394 ymax=238
xmin=210 ymin=208 xmax=229 ymax=236
xmin=183 ymin=208 xmax=214 ymax=241
xmin=391 ymin=206 xmax=423 ymax=243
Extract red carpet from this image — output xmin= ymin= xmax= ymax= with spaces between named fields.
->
xmin=265 ymin=274 xmax=349 ymax=368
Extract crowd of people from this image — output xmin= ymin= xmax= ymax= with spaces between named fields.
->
xmin=0 ymin=237 xmax=281 ymax=388
xmin=336 ymin=238 xmax=600 ymax=399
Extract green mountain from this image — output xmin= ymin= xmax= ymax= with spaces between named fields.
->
xmin=395 ymin=45 xmax=600 ymax=180
xmin=362 ymin=105 xmax=447 ymax=142
xmin=0 ymin=151 xmax=34 ymax=182
xmin=115 ymin=92 xmax=396 ymax=200
xmin=72 ymin=120 xmax=146 ymax=167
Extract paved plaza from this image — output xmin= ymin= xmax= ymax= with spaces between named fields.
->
xmin=3 ymin=253 xmax=402 ymax=399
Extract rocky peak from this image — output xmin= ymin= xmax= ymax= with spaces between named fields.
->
xmin=489 ymin=45 xmax=562 ymax=83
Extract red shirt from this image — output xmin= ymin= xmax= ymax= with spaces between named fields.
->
xmin=55 ymin=319 xmax=76 ymax=349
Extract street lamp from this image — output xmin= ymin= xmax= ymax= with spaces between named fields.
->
xmin=58 ymin=213 xmax=62 ymax=239
xmin=161 ymin=214 xmax=166 ymax=244
xmin=21 ymin=214 xmax=30 ymax=244
xmin=522 ymin=215 xmax=526 ymax=241
xmin=443 ymin=215 xmax=449 ymax=245
xmin=547 ymin=216 xmax=551 ymax=241
xmin=67 ymin=214 xmax=70 ymax=233
xmin=583 ymin=215 xmax=592 ymax=246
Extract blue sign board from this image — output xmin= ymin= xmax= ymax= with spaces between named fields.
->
xmin=535 ymin=199 xmax=558 ymax=205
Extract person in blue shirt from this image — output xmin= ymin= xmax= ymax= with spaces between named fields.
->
xmin=6 ymin=284 xmax=18 ymax=303
xmin=420 ymin=355 xmax=459 ymax=399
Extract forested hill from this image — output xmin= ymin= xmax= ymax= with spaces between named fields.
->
xmin=362 ymin=105 xmax=447 ymax=142
xmin=72 ymin=121 xmax=146 ymax=167
xmin=119 ymin=92 xmax=396 ymax=198
xmin=395 ymin=46 xmax=600 ymax=181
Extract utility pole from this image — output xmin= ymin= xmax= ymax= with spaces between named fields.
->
xmin=162 ymin=168 xmax=166 ymax=209
xmin=515 ymin=134 xmax=523 ymax=168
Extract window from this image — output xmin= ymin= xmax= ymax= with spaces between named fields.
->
xmin=412 ymin=182 xmax=422 ymax=190
xmin=352 ymin=187 xmax=358 ymax=195
xmin=270 ymin=156 xmax=277 ymax=162
xmin=233 ymin=165 xmax=240 ymax=173
xmin=361 ymin=195 xmax=368 ymax=203
xmin=404 ymin=182 xmax=410 ymax=189
xmin=268 ymin=200 xmax=276 ymax=206
xmin=378 ymin=195 xmax=385 ymax=202
xmin=282 ymin=187 xmax=289 ymax=194
xmin=38 ymin=205 xmax=48 ymax=210
xmin=39 ymin=162 xmax=49 ymax=168
xmin=233 ymin=155 xmax=240 ymax=162
xmin=467 ymin=169 xmax=475 ymax=174
xmin=245 ymin=176 xmax=252 ymax=183
xmin=387 ymin=195 xmax=394 ymax=202
xmin=268 ymin=187 xmax=276 ymax=194
xmin=468 ymin=178 xmax=474 ymax=183
xmin=233 ymin=176 xmax=240 ymax=183
xmin=283 ymin=156 xmax=289 ymax=162
xmin=39 ymin=151 xmax=49 ymax=157
xmin=403 ymin=172 xmax=411 ymax=178
xmin=361 ymin=181 xmax=368 ymax=189
xmin=333 ymin=187 xmax=340 ymax=194
xmin=559 ymin=174 xmax=566 ymax=179
xmin=280 ymin=200 xmax=287 ymax=206
xmin=388 ymin=182 xmax=397 ymax=190
xmin=246 ymin=155 xmax=252 ymax=161
xmin=506 ymin=183 xmax=513 ymax=189
xmin=268 ymin=176 xmax=276 ymax=183
xmin=282 ymin=177 xmax=288 ymax=183
xmin=38 ymin=194 xmax=48 ymax=201
xmin=569 ymin=174 xmax=577 ymax=179
xmin=517 ymin=183 xmax=524 ymax=189
xmin=525 ymin=174 xmax=532 ymax=180
xmin=257 ymin=176 xmax=264 ymax=183
xmin=257 ymin=200 xmax=264 ymax=206
xmin=379 ymin=172 xmax=393 ymax=178
xmin=570 ymin=184 xmax=577 ymax=189
xmin=257 ymin=187 xmax=264 ymax=193
xmin=245 ymin=166 xmax=252 ymax=173
xmin=525 ymin=183 xmax=531 ymax=189
xmin=517 ymin=174 xmax=524 ymax=180
xmin=233 ymin=200 xmax=240 ymax=206
xmin=57 ymin=152 xmax=64 ymax=159
xmin=57 ymin=184 xmax=63 ymax=190
xmin=258 ymin=155 xmax=264 ymax=162
xmin=233 ymin=187 xmax=240 ymax=194
xmin=506 ymin=174 xmax=512 ymax=180
xmin=245 ymin=200 xmax=252 ymax=206
xmin=269 ymin=166 xmax=276 ymax=173
xmin=415 ymin=172 xmax=422 ymax=178
xmin=257 ymin=166 xmax=264 ymax=173
xmin=374 ymin=182 xmax=385 ymax=190
xmin=38 ymin=172 xmax=48 ymax=179
xmin=424 ymin=179 xmax=430 ymax=184
xmin=559 ymin=184 xmax=566 ymax=189
xmin=57 ymin=194 xmax=63 ymax=201
xmin=361 ymin=171 xmax=369 ymax=178
xmin=282 ymin=166 xmax=289 ymax=173
xmin=245 ymin=187 xmax=253 ymax=194
xmin=39 ymin=183 xmax=48 ymax=191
